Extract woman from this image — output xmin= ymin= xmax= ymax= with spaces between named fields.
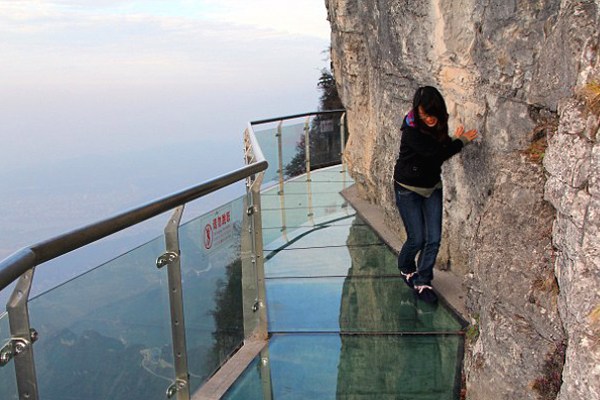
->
xmin=393 ymin=86 xmax=477 ymax=303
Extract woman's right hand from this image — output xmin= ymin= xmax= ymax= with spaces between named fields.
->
xmin=455 ymin=125 xmax=478 ymax=142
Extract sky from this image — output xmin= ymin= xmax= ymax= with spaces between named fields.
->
xmin=0 ymin=0 xmax=332 ymax=296
xmin=0 ymin=0 xmax=331 ymax=169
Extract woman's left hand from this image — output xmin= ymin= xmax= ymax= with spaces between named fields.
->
xmin=455 ymin=125 xmax=478 ymax=142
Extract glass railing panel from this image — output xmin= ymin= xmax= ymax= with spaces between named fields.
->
xmin=266 ymin=276 xmax=462 ymax=333
xmin=252 ymin=112 xmax=347 ymax=186
xmin=223 ymin=333 xmax=462 ymax=400
xmin=252 ymin=123 xmax=305 ymax=186
xmin=27 ymin=234 xmax=173 ymax=400
xmin=0 ymin=312 xmax=18 ymax=400
xmin=178 ymin=195 xmax=246 ymax=393
xmin=307 ymin=113 xmax=345 ymax=170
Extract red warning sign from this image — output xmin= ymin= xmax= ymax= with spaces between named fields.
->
xmin=204 ymin=223 xmax=213 ymax=249
xmin=202 ymin=205 xmax=233 ymax=252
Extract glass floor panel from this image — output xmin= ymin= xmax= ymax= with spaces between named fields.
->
xmin=266 ymin=277 xmax=463 ymax=333
xmin=261 ymin=182 xmax=353 ymax=196
xmin=262 ymin=216 xmax=366 ymax=242
xmin=261 ymin=208 xmax=356 ymax=247
xmin=262 ymin=178 xmax=353 ymax=195
xmin=261 ymin=193 xmax=352 ymax=210
xmin=264 ymin=218 xmax=382 ymax=252
xmin=265 ymin=244 xmax=400 ymax=278
xmin=262 ymin=168 xmax=353 ymax=186
xmin=223 ymin=334 xmax=462 ymax=400
xmin=266 ymin=246 xmax=355 ymax=277
xmin=261 ymin=205 xmax=354 ymax=237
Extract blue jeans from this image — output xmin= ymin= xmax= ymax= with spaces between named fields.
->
xmin=395 ymin=185 xmax=443 ymax=286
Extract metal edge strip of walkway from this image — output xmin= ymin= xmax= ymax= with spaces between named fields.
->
xmin=192 ymin=338 xmax=268 ymax=400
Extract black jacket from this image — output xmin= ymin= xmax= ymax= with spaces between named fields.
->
xmin=393 ymin=115 xmax=464 ymax=188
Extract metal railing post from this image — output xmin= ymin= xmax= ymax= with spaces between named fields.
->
xmin=276 ymin=121 xmax=284 ymax=195
xmin=242 ymin=127 xmax=268 ymax=340
xmin=340 ymin=112 xmax=347 ymax=174
xmin=157 ymin=206 xmax=190 ymax=400
xmin=4 ymin=250 xmax=40 ymax=400
xmin=242 ymin=130 xmax=258 ymax=338
xmin=304 ymin=116 xmax=311 ymax=182
xmin=241 ymin=191 xmax=257 ymax=338
xmin=276 ymin=121 xmax=288 ymax=241
xmin=248 ymin=185 xmax=267 ymax=339
xmin=259 ymin=346 xmax=273 ymax=400
xmin=304 ymin=117 xmax=314 ymax=224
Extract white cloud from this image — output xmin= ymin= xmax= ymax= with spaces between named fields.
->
xmin=0 ymin=0 xmax=331 ymax=169
xmin=0 ymin=0 xmax=331 ymax=39
xmin=202 ymin=0 xmax=330 ymax=39
xmin=0 ymin=0 xmax=330 ymax=86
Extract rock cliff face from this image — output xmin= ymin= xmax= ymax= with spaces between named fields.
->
xmin=325 ymin=1 xmax=600 ymax=399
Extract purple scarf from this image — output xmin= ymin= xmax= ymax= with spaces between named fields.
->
xmin=405 ymin=110 xmax=416 ymax=127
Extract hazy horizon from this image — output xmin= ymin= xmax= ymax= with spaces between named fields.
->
xmin=0 ymin=1 xmax=332 ymax=298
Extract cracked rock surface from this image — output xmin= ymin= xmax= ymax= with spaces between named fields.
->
xmin=326 ymin=0 xmax=600 ymax=399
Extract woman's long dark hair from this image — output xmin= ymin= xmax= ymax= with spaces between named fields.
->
xmin=412 ymin=86 xmax=450 ymax=142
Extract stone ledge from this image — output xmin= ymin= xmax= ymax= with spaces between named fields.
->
xmin=341 ymin=184 xmax=469 ymax=321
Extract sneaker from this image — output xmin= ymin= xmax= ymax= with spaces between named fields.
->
xmin=414 ymin=285 xmax=438 ymax=303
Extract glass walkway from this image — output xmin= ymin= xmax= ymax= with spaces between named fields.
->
xmin=0 ymin=111 xmax=465 ymax=400
xmin=222 ymin=165 xmax=465 ymax=399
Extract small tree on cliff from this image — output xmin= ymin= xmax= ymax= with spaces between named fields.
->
xmin=317 ymin=68 xmax=344 ymax=110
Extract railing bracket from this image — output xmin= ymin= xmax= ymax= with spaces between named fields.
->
xmin=0 ymin=341 xmax=15 ymax=367
xmin=156 ymin=251 xmax=179 ymax=269
xmin=247 ymin=206 xmax=256 ymax=215
xmin=166 ymin=379 xmax=187 ymax=399
xmin=0 ymin=329 xmax=38 ymax=368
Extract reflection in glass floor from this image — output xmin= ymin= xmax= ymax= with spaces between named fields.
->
xmin=224 ymin=165 xmax=465 ymax=399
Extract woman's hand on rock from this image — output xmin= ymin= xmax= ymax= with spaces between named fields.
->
xmin=455 ymin=125 xmax=478 ymax=142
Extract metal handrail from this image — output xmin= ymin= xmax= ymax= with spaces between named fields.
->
xmin=250 ymin=109 xmax=345 ymax=126
xmin=0 ymin=142 xmax=267 ymax=293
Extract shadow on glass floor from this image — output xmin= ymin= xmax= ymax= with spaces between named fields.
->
xmin=223 ymin=166 xmax=465 ymax=399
